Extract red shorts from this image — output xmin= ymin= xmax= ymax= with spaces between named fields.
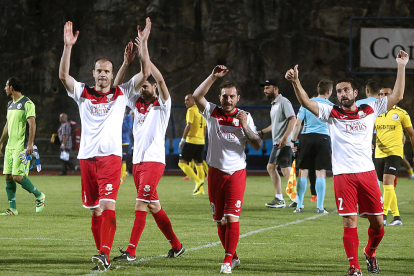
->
xmin=334 ymin=170 xmax=383 ymax=218
xmin=80 ymin=155 xmax=122 ymax=208
xmin=133 ymin=162 xmax=165 ymax=203
xmin=208 ymin=167 xmax=246 ymax=222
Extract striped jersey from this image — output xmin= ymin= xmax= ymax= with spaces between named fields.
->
xmin=202 ymin=102 xmax=258 ymax=174
xmin=318 ymin=97 xmax=388 ymax=175
xmin=68 ymin=78 xmax=136 ymax=159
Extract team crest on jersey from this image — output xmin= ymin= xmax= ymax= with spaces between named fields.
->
xmin=235 ymin=200 xmax=241 ymax=208
xmin=144 ymin=185 xmax=151 ymax=192
xmin=106 ymin=94 xmax=114 ymax=103
xmin=105 ymin=184 xmax=113 ymax=191
xmin=358 ymin=110 xmax=367 ymax=118
xmin=17 ymin=103 xmax=22 ymax=109
xmin=210 ymin=202 xmax=216 ymax=215
xmin=232 ymin=118 xmax=239 ymax=127
xmin=392 ymin=114 xmax=399 ymax=121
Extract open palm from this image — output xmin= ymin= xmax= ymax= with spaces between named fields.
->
xmin=64 ymin=21 xmax=79 ymax=46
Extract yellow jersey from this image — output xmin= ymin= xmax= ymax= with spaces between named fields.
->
xmin=375 ymin=106 xmax=412 ymax=158
xmin=186 ymin=105 xmax=206 ymax=145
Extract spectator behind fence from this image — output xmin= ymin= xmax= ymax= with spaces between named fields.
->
xmin=57 ymin=113 xmax=77 ymax=175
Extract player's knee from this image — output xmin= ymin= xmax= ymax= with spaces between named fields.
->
xmin=266 ymin=163 xmax=275 ymax=173
xmin=5 ymin=174 xmax=13 ymax=181
xmin=12 ymin=175 xmax=23 ymax=183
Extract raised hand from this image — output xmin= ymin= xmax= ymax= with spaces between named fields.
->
xmin=285 ymin=65 xmax=299 ymax=83
xmin=124 ymin=41 xmax=137 ymax=65
xmin=212 ymin=65 xmax=229 ymax=79
xmin=137 ymin=17 xmax=151 ymax=42
xmin=63 ymin=21 xmax=79 ymax=46
xmin=396 ymin=50 xmax=409 ymax=66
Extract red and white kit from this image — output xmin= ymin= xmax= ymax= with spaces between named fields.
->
xmin=202 ymin=102 xmax=258 ymax=220
xmin=68 ymin=78 xmax=136 ymax=208
xmin=128 ymin=93 xmax=171 ymax=201
xmin=318 ymin=97 xmax=388 ymax=216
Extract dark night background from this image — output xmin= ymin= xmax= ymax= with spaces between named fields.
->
xmin=1 ymin=0 xmax=414 ymax=161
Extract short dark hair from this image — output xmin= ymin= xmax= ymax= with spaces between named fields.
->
xmin=365 ymin=79 xmax=380 ymax=95
xmin=7 ymin=77 xmax=22 ymax=92
xmin=219 ymin=81 xmax=239 ymax=95
xmin=336 ymin=78 xmax=357 ymax=90
xmin=145 ymin=75 xmax=157 ymax=85
xmin=317 ymin=79 xmax=333 ymax=95
xmin=94 ymin=56 xmax=114 ymax=70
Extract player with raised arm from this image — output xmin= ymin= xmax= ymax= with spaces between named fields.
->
xmin=112 ymin=36 xmax=185 ymax=262
xmin=285 ymin=50 xmax=408 ymax=276
xmin=58 ymin=18 xmax=151 ymax=271
xmin=193 ymin=65 xmax=261 ymax=274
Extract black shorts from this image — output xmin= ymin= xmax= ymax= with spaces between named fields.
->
xmin=296 ymin=133 xmax=331 ymax=170
xmin=268 ymin=145 xmax=292 ymax=168
xmin=374 ymin=155 xmax=402 ymax=181
xmin=179 ymin=142 xmax=204 ymax=163
xmin=122 ymin=144 xmax=129 ymax=161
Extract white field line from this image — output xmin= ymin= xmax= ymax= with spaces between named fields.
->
xmin=84 ymin=212 xmax=331 ymax=275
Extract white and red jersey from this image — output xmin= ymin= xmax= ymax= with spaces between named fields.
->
xmin=128 ymin=93 xmax=171 ymax=164
xmin=318 ymin=97 xmax=388 ymax=175
xmin=68 ymin=78 xmax=135 ymax=159
xmin=202 ymin=102 xmax=258 ymax=174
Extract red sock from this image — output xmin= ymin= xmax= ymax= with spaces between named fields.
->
xmin=91 ymin=215 xmax=102 ymax=251
xmin=343 ymin=227 xmax=359 ymax=269
xmin=152 ymin=208 xmax=181 ymax=249
xmin=100 ymin=210 xmax=116 ymax=259
xmin=126 ymin=210 xmax=147 ymax=257
xmin=365 ymin=226 xmax=384 ymax=256
xmin=217 ymin=224 xmax=226 ymax=249
xmin=223 ymin=222 xmax=239 ymax=264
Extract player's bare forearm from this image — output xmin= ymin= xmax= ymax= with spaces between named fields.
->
xmin=292 ymin=117 xmax=303 ymax=141
xmin=284 ymin=116 xmax=296 ymax=138
xmin=150 ymin=62 xmax=169 ymax=101
xmin=292 ymin=80 xmax=319 ymax=116
xmin=243 ymin=125 xmax=261 ymax=150
xmin=0 ymin=121 xmax=9 ymax=145
xmin=59 ymin=45 xmax=75 ymax=93
xmin=193 ymin=74 xmax=215 ymax=112
xmin=388 ymin=64 xmax=406 ymax=110
xmin=182 ymin=124 xmax=191 ymax=139
xmin=114 ymin=62 xmax=129 ymax=87
xmin=27 ymin=117 xmax=36 ymax=154
xmin=134 ymin=40 xmax=151 ymax=92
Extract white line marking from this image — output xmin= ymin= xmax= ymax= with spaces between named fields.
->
xmin=84 ymin=213 xmax=330 ymax=275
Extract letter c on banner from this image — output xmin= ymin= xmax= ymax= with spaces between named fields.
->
xmin=370 ymin=37 xmax=389 ymax=59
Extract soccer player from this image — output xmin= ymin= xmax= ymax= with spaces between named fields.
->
xmin=258 ymin=79 xmax=296 ymax=208
xmin=57 ymin=113 xmax=77 ymax=175
xmin=112 ymin=37 xmax=184 ymax=262
xmin=0 ymin=77 xmax=45 ymax=216
xmin=285 ymin=49 xmax=408 ymax=276
xmin=178 ymin=94 xmax=207 ymax=195
xmin=375 ymin=87 xmax=414 ymax=226
xmin=193 ymin=65 xmax=261 ymax=273
xmin=291 ymin=80 xmax=333 ymax=213
xmin=58 ymin=19 xmax=151 ymax=271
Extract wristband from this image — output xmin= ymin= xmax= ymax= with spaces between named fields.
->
xmin=181 ymin=138 xmax=186 ymax=143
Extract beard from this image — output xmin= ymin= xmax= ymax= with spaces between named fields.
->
xmin=266 ymin=91 xmax=275 ymax=100
xmin=341 ymin=97 xmax=355 ymax=108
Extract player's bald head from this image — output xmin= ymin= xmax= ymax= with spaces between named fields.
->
xmin=59 ymin=113 xmax=68 ymax=122
xmin=184 ymin=94 xmax=195 ymax=108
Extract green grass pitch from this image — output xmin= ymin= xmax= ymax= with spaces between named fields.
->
xmin=0 ymin=174 xmax=413 ymax=275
